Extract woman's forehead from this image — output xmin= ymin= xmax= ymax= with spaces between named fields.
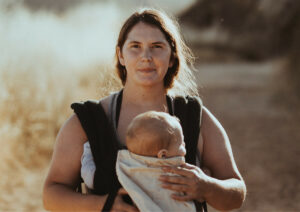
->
xmin=126 ymin=22 xmax=168 ymax=43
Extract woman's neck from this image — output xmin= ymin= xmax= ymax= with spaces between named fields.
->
xmin=122 ymin=84 xmax=167 ymax=108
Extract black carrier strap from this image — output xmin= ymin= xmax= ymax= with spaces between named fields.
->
xmin=71 ymin=101 xmax=121 ymax=201
xmin=173 ymin=96 xmax=202 ymax=164
xmin=173 ymin=96 xmax=207 ymax=212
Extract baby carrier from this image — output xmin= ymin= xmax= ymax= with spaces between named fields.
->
xmin=71 ymin=90 xmax=208 ymax=212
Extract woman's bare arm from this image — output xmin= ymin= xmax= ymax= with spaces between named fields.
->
xmin=159 ymin=106 xmax=246 ymax=211
xmin=43 ymin=114 xmax=107 ymax=211
xmin=200 ymin=106 xmax=246 ymax=210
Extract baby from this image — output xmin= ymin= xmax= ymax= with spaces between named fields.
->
xmin=81 ymin=111 xmax=196 ymax=211
xmin=125 ymin=111 xmax=186 ymax=158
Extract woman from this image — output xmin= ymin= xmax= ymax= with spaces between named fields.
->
xmin=43 ymin=8 xmax=246 ymax=211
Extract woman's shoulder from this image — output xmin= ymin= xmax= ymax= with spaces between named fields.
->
xmin=200 ymin=106 xmax=227 ymax=139
xmin=57 ymin=114 xmax=88 ymax=147
xmin=58 ymin=95 xmax=111 ymax=147
xmin=65 ymin=92 xmax=117 ymax=145
xmin=71 ymin=92 xmax=116 ymax=116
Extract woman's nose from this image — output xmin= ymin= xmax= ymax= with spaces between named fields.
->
xmin=140 ymin=48 xmax=152 ymax=61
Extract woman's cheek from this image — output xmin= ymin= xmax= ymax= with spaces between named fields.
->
xmin=157 ymin=51 xmax=172 ymax=64
xmin=124 ymin=53 xmax=139 ymax=67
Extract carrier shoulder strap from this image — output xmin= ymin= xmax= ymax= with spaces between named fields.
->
xmin=71 ymin=100 xmax=120 ymax=195
xmin=173 ymin=96 xmax=207 ymax=212
xmin=71 ymin=98 xmax=123 ymax=211
xmin=173 ymin=96 xmax=203 ymax=164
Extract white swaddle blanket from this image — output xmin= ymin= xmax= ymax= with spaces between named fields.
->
xmin=116 ymin=150 xmax=196 ymax=212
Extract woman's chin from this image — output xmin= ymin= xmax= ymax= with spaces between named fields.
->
xmin=135 ymin=80 xmax=162 ymax=88
xmin=134 ymin=76 xmax=162 ymax=87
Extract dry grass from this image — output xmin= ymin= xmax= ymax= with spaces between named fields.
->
xmin=0 ymin=64 xmax=122 ymax=210
xmin=0 ymin=2 xmax=122 ymax=210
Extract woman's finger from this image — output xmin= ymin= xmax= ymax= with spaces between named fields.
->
xmin=112 ymin=189 xmax=139 ymax=212
xmin=123 ymin=204 xmax=139 ymax=212
xmin=171 ymin=193 xmax=193 ymax=202
xmin=161 ymin=182 xmax=189 ymax=193
xmin=118 ymin=188 xmax=129 ymax=195
xmin=162 ymin=166 xmax=194 ymax=177
xmin=172 ymin=193 xmax=205 ymax=202
xmin=119 ymin=196 xmax=139 ymax=212
xmin=159 ymin=175 xmax=191 ymax=185
xmin=113 ymin=194 xmax=139 ymax=212
xmin=180 ymin=163 xmax=196 ymax=170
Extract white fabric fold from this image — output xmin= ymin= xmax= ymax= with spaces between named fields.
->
xmin=116 ymin=150 xmax=196 ymax=212
xmin=81 ymin=142 xmax=95 ymax=189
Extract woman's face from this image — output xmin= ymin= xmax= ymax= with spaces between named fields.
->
xmin=118 ymin=22 xmax=173 ymax=87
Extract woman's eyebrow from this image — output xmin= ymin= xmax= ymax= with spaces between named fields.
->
xmin=127 ymin=40 xmax=167 ymax=45
xmin=152 ymin=41 xmax=167 ymax=46
xmin=128 ymin=40 xmax=140 ymax=44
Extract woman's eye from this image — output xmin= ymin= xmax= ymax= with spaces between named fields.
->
xmin=153 ymin=45 xmax=162 ymax=49
xmin=131 ymin=45 xmax=140 ymax=48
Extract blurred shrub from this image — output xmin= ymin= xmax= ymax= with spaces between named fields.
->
xmin=0 ymin=66 xmax=121 ymax=169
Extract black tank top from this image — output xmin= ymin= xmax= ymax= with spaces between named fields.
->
xmin=109 ymin=89 xmax=174 ymax=149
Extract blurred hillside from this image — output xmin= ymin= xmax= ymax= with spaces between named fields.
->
xmin=180 ymin=0 xmax=300 ymax=60
xmin=179 ymin=0 xmax=300 ymax=103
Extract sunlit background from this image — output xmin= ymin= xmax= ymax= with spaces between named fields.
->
xmin=0 ymin=0 xmax=299 ymax=211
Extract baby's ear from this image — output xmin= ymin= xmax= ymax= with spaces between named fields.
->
xmin=157 ymin=149 xmax=168 ymax=158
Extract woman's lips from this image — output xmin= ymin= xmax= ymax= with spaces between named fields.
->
xmin=137 ymin=68 xmax=156 ymax=72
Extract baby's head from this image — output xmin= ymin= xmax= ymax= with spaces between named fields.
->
xmin=126 ymin=111 xmax=186 ymax=158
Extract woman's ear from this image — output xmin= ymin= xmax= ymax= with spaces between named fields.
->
xmin=157 ymin=149 xmax=168 ymax=158
xmin=117 ymin=46 xmax=125 ymax=66
xmin=168 ymin=53 xmax=175 ymax=68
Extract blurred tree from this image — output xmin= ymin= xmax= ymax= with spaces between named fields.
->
xmin=180 ymin=0 xmax=300 ymax=59
xmin=23 ymin=0 xmax=81 ymax=13
xmin=180 ymin=0 xmax=300 ymax=93
xmin=180 ymin=0 xmax=262 ymax=30
xmin=286 ymin=7 xmax=300 ymax=97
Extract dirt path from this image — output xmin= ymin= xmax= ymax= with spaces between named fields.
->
xmin=195 ymin=60 xmax=300 ymax=211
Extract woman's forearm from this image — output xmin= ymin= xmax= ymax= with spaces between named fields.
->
xmin=203 ymin=177 xmax=246 ymax=211
xmin=43 ymin=182 xmax=107 ymax=211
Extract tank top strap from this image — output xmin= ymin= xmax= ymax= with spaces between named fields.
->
xmin=111 ymin=90 xmax=174 ymax=127
xmin=108 ymin=90 xmax=123 ymax=128
xmin=108 ymin=89 xmax=124 ymax=148
xmin=110 ymin=90 xmax=174 ymax=145
xmin=166 ymin=94 xmax=174 ymax=116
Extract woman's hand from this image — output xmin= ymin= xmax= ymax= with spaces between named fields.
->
xmin=111 ymin=188 xmax=139 ymax=212
xmin=159 ymin=163 xmax=212 ymax=203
